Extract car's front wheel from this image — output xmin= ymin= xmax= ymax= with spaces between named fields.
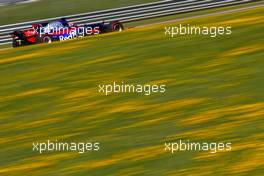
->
xmin=113 ymin=22 xmax=124 ymax=32
xmin=42 ymin=35 xmax=53 ymax=43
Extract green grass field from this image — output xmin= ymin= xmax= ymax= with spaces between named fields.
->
xmin=0 ymin=6 xmax=263 ymax=176
xmin=0 ymin=0 xmax=157 ymax=25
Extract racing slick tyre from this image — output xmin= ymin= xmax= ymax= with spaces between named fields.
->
xmin=104 ymin=22 xmax=124 ymax=32
xmin=112 ymin=22 xmax=124 ymax=32
xmin=42 ymin=35 xmax=53 ymax=43
xmin=12 ymin=30 xmax=24 ymax=47
xmin=35 ymin=35 xmax=42 ymax=44
xmin=12 ymin=40 xmax=20 ymax=48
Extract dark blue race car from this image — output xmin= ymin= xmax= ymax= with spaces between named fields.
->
xmin=11 ymin=18 xmax=124 ymax=47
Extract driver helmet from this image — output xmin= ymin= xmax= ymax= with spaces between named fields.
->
xmin=68 ymin=22 xmax=76 ymax=27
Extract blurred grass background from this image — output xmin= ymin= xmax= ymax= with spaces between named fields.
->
xmin=0 ymin=0 xmax=157 ymax=25
xmin=0 ymin=6 xmax=263 ymax=176
xmin=125 ymin=1 xmax=264 ymax=27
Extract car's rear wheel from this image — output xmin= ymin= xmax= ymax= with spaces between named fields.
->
xmin=12 ymin=30 xmax=25 ymax=47
xmin=35 ymin=35 xmax=42 ymax=44
xmin=12 ymin=40 xmax=20 ymax=47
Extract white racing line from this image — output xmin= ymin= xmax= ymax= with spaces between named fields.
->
xmin=71 ymin=0 xmax=204 ymax=23
xmin=114 ymin=0 xmax=253 ymax=22
xmin=0 ymin=0 xmax=39 ymax=6
xmin=0 ymin=0 xmax=189 ymax=28
xmin=135 ymin=4 xmax=264 ymax=28
xmin=0 ymin=0 xmax=197 ymax=32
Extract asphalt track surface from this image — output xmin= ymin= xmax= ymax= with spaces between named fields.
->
xmin=0 ymin=0 xmax=260 ymax=45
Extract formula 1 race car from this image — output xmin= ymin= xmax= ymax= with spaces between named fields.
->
xmin=11 ymin=18 xmax=124 ymax=47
